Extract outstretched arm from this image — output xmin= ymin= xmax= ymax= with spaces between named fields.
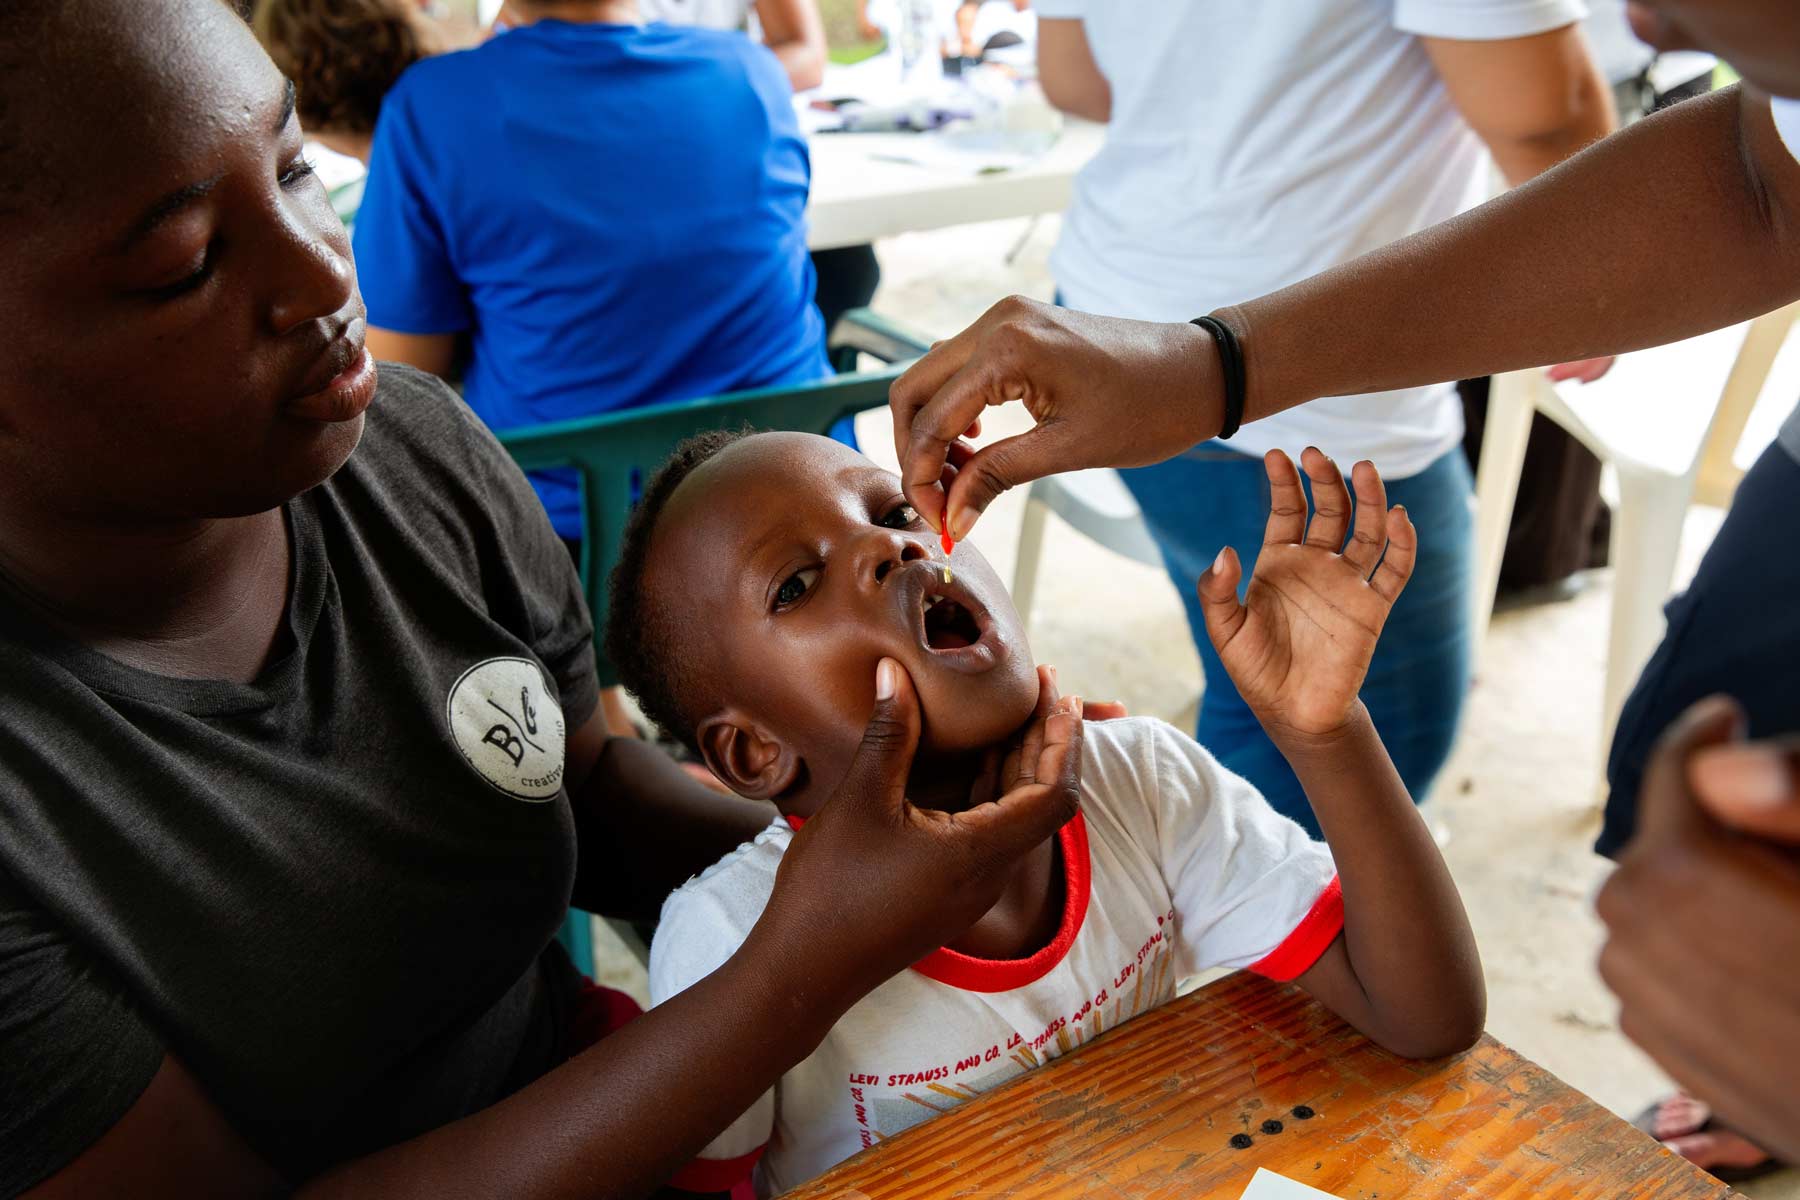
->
xmin=1198 ymin=450 xmax=1483 ymax=1058
xmin=1231 ymin=85 xmax=1800 ymax=422
xmin=891 ymin=86 xmax=1800 ymax=539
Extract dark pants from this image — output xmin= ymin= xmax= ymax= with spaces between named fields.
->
xmin=810 ymin=243 xmax=881 ymax=336
xmin=1598 ymin=440 xmax=1800 ymax=857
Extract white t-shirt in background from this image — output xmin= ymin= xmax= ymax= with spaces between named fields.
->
xmin=1039 ymin=0 xmax=1586 ymax=479
xmin=649 ymin=717 xmax=1341 ymax=1196
xmin=638 ymin=0 xmax=754 ymax=33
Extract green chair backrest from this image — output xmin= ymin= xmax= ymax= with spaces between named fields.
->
xmin=497 ymin=365 xmax=906 ymax=687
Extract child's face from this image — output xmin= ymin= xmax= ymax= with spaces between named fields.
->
xmin=647 ymin=433 xmax=1040 ymax=809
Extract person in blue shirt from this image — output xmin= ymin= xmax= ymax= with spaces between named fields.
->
xmin=355 ymin=0 xmax=831 ymax=546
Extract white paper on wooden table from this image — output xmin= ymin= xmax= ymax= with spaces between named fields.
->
xmin=1237 ymin=1167 xmax=1343 ymax=1200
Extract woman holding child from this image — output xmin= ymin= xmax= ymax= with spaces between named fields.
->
xmin=0 ymin=4 xmax=1080 ymax=1195
xmin=1 ymin=2 xmax=1488 ymax=1196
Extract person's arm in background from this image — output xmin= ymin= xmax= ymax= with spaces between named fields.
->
xmin=1036 ymin=18 xmax=1110 ymax=123
xmin=853 ymin=0 xmax=880 ymax=42
xmin=368 ymin=328 xmax=458 ymax=380
xmin=1424 ymin=25 xmax=1616 ymax=188
xmin=891 ymin=85 xmax=1800 ymax=539
xmin=753 ymin=0 xmax=827 ymax=92
xmin=1425 ymin=23 xmax=1620 ymax=382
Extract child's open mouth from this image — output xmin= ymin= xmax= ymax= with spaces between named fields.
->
xmin=923 ymin=594 xmax=981 ymax=650
xmin=901 ymin=563 xmax=1002 ymax=673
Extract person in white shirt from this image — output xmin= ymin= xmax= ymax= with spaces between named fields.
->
xmin=635 ymin=0 xmax=826 ymax=90
xmin=608 ymin=429 xmax=1482 ymax=1195
xmin=1029 ymin=0 xmax=1615 ymax=836
xmin=885 ymin=0 xmax=1800 ymax=1178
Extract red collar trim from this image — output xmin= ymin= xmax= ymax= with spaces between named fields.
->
xmin=907 ymin=813 xmax=1091 ymax=993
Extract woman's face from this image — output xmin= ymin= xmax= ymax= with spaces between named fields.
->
xmin=0 ymin=0 xmax=373 ymax=525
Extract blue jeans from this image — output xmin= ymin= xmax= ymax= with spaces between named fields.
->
xmin=1598 ymin=439 xmax=1800 ymax=857
xmin=1120 ymin=443 xmax=1476 ymax=837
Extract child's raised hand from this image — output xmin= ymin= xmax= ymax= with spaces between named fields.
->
xmin=1198 ymin=448 xmax=1415 ymax=741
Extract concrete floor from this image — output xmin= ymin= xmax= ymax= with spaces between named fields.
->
xmin=596 ymin=215 xmax=1800 ymax=1196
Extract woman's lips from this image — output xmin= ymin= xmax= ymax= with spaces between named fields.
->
xmin=285 ymin=347 xmax=376 ymax=424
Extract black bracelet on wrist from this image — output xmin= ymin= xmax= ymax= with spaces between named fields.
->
xmin=1190 ymin=314 xmax=1245 ymax=441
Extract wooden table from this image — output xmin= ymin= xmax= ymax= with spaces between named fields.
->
xmin=782 ymin=973 xmax=1736 ymax=1199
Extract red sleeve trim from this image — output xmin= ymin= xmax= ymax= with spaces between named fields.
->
xmin=909 ymin=813 xmax=1091 ymax=993
xmin=1249 ymin=875 xmax=1344 ymax=982
xmin=668 ymin=1145 xmax=765 ymax=1193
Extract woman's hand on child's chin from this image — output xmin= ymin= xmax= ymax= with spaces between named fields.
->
xmin=749 ymin=661 xmax=1085 ymax=1010
xmin=1197 ymin=448 xmax=1417 ymax=740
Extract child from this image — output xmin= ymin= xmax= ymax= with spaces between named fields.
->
xmin=607 ymin=431 xmax=1484 ymax=1197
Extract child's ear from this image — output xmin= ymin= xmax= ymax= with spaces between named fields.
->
xmin=696 ymin=712 xmax=801 ymax=802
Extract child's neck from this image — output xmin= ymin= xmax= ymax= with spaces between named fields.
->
xmin=902 ymin=748 xmax=1067 ymax=963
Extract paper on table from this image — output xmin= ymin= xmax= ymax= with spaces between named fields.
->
xmin=867 ymin=129 xmax=1058 ymax=175
xmin=1238 ymin=1167 xmax=1343 ymax=1200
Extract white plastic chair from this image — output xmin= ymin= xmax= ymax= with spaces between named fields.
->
xmin=1471 ymin=302 xmax=1800 ymax=758
xmin=1011 ymin=467 xmax=1163 ymax=631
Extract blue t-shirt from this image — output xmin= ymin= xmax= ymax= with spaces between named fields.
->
xmin=354 ymin=20 xmax=830 ymax=538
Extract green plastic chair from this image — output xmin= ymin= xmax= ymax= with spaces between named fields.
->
xmin=498 ymin=309 xmax=930 ymax=977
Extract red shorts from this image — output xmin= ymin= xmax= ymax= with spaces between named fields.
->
xmin=567 ymin=979 xmax=643 ymax=1051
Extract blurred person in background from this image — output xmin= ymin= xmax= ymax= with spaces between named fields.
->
xmin=255 ymin=0 xmax=437 ymax=166
xmin=1033 ymin=0 xmax=1615 ymax=837
xmin=638 ymin=0 xmax=884 ymax=340
xmin=636 ymin=0 xmax=825 ymax=89
xmin=344 ymin=0 xmax=831 ymax=737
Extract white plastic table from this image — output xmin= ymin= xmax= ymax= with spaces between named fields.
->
xmin=805 ymin=118 xmax=1104 ymax=250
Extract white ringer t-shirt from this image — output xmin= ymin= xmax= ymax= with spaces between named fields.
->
xmin=648 ymin=717 xmax=1341 ymax=1196
xmin=1039 ymin=0 xmax=1587 ymax=479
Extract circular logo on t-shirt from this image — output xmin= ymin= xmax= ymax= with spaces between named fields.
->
xmin=446 ymin=657 xmax=567 ymax=802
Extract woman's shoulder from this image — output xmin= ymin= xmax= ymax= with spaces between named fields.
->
xmin=353 ymin=363 xmax=501 ymax=478
xmin=328 ymin=363 xmax=545 ymax=557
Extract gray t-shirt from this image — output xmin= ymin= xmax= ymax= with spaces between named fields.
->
xmin=0 ymin=366 xmax=599 ymax=1192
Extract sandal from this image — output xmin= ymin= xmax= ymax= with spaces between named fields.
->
xmin=1633 ymin=1096 xmax=1786 ymax=1184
